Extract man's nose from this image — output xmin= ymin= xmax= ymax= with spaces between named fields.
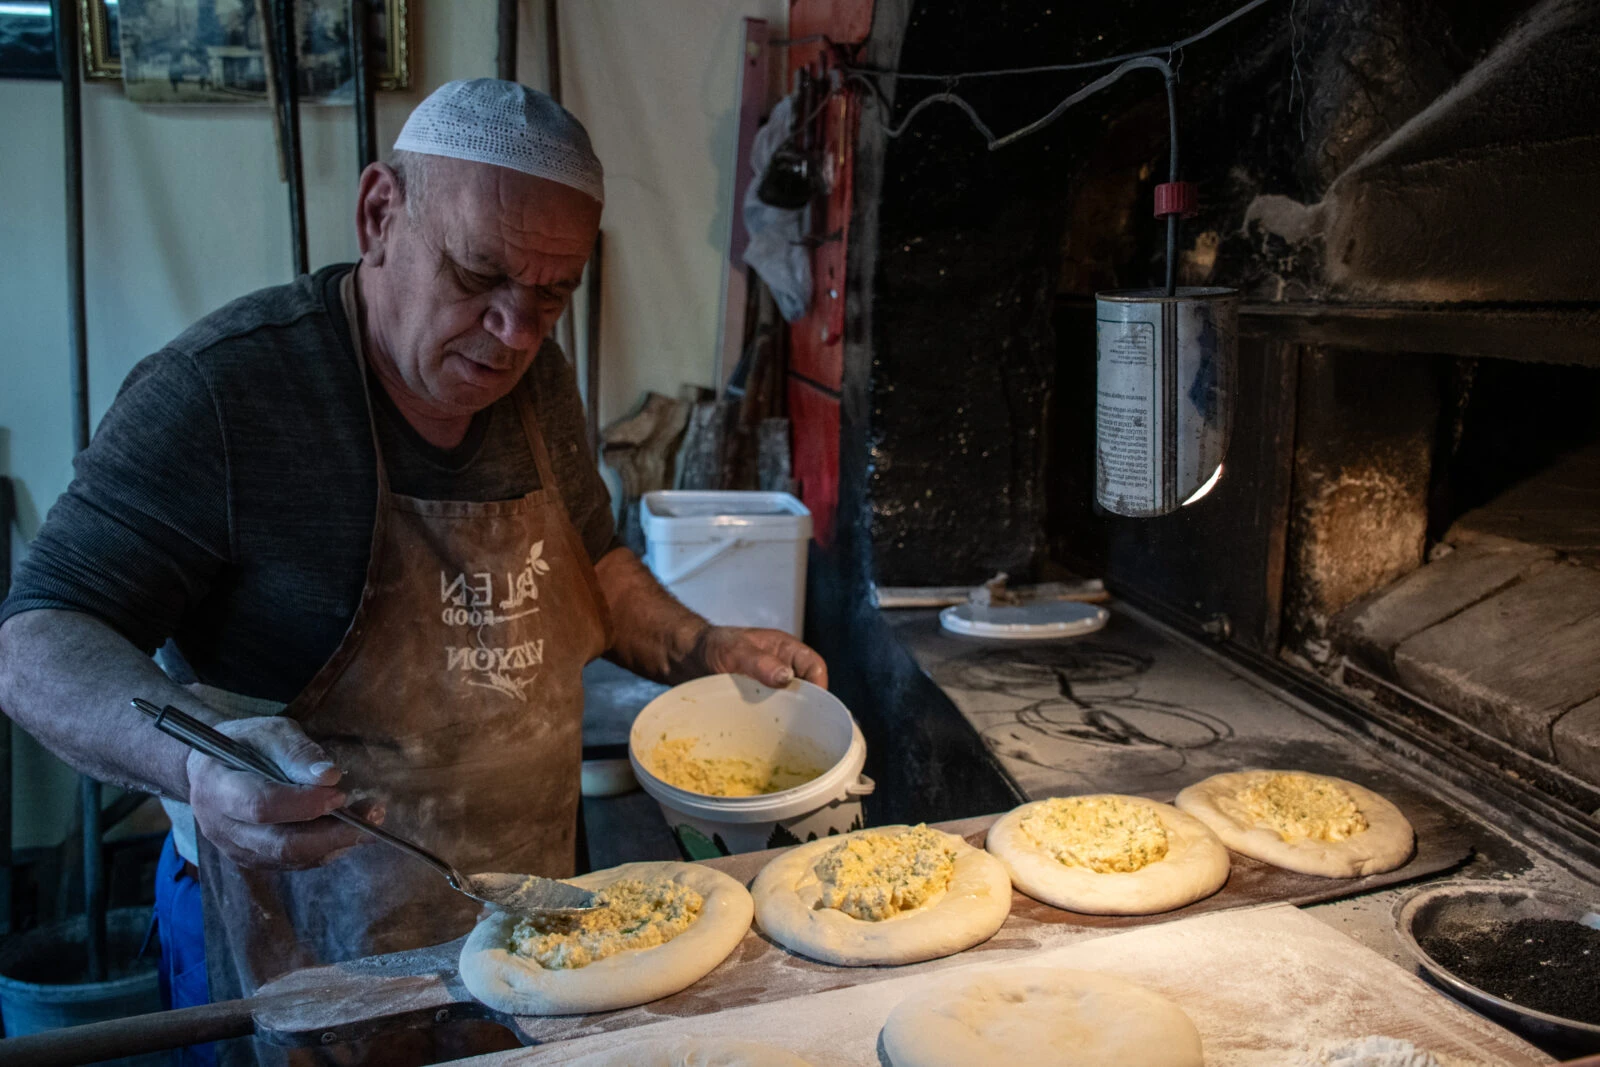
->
xmin=481 ymin=294 xmax=548 ymax=350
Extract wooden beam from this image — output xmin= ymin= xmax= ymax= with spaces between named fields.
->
xmin=1238 ymin=302 xmax=1600 ymax=367
xmin=714 ymin=18 xmax=770 ymax=395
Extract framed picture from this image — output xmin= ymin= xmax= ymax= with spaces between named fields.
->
xmin=80 ymin=0 xmax=121 ymax=80
xmin=0 ymin=1 xmax=59 ymax=79
xmin=118 ymin=0 xmax=409 ymax=104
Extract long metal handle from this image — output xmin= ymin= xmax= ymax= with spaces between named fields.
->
xmin=132 ymin=700 xmax=463 ymax=887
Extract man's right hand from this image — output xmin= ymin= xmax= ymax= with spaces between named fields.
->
xmin=187 ymin=717 xmax=380 ymax=870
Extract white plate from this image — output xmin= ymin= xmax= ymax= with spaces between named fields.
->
xmin=939 ymin=600 xmax=1110 ymax=640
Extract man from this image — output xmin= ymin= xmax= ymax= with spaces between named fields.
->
xmin=0 ymin=80 xmax=825 ymax=1063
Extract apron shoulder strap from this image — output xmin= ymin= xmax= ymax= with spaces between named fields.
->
xmin=509 ymin=369 xmax=569 ymax=515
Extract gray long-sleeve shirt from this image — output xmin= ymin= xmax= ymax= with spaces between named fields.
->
xmin=1 ymin=264 xmax=617 ymax=703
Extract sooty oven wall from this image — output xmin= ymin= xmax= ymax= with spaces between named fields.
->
xmin=849 ymin=0 xmax=1296 ymax=589
xmin=807 ymin=0 xmax=1600 ymax=820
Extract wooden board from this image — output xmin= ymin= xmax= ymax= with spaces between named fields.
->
xmin=250 ymin=784 xmax=1473 ymax=1049
xmin=466 ymin=905 xmax=1553 ymax=1065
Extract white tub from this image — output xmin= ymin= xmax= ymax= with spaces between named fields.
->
xmin=629 ymin=674 xmax=875 ymax=857
xmin=641 ymin=491 xmax=811 ymax=637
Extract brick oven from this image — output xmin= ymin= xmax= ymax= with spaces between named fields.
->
xmin=790 ymin=0 xmax=1600 ymax=856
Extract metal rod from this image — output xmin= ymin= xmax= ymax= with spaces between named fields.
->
xmin=496 ymin=0 xmax=517 ymax=81
xmin=350 ymin=0 xmax=377 ymax=169
xmin=545 ymin=0 xmax=561 ymax=103
xmin=275 ymin=0 xmax=309 ymax=275
xmin=79 ymin=777 xmax=105 ymax=982
xmin=585 ymin=231 xmax=604 ymax=456
xmin=2 ymin=478 xmax=12 ymax=932
xmin=1162 ymin=65 xmax=1179 ymax=297
xmin=54 ymin=0 xmax=106 ymax=984
xmin=256 ymin=0 xmax=288 ymax=180
xmin=1165 ymin=214 xmax=1178 ymax=296
xmin=55 ymin=3 xmax=89 ymax=453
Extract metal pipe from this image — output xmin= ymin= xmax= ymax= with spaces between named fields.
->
xmin=497 ymin=0 xmax=517 ymax=82
xmin=350 ymin=0 xmax=377 ymax=169
xmin=1161 ymin=66 xmax=1179 ymax=297
xmin=55 ymin=1 xmax=89 ymax=453
xmin=545 ymin=0 xmax=561 ymax=103
xmin=585 ymin=231 xmax=604 ymax=456
xmin=78 ymin=778 xmax=105 ymax=982
xmin=275 ymin=0 xmax=309 ymax=275
xmin=54 ymin=0 xmax=106 ymax=984
xmin=1 ymin=477 xmax=10 ymax=931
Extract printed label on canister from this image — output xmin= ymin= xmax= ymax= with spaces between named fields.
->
xmin=1096 ymin=288 xmax=1237 ymax=518
xmin=1096 ymin=314 xmax=1164 ymax=514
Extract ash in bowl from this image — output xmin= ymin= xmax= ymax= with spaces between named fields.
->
xmin=1417 ymin=917 xmax=1600 ymax=1026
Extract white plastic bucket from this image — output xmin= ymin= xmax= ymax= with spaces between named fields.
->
xmin=629 ymin=674 xmax=875 ymax=857
xmin=641 ymin=491 xmax=812 ymax=637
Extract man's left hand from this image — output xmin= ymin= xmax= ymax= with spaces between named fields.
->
xmin=695 ymin=626 xmax=829 ymax=690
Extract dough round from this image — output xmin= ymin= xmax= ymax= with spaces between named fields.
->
xmin=459 ymin=861 xmax=752 ymax=1015
xmin=751 ymin=825 xmax=1011 ymax=966
xmin=1175 ymin=769 xmax=1414 ymax=878
xmin=986 ymin=794 xmax=1230 ymax=915
xmin=563 ymin=1036 xmax=812 ymax=1066
xmin=882 ymin=967 xmax=1203 ymax=1067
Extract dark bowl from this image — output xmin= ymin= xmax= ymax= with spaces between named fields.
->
xmin=1395 ymin=882 xmax=1600 ymax=1054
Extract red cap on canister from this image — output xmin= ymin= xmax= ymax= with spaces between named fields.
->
xmin=1154 ymin=181 xmax=1198 ymax=219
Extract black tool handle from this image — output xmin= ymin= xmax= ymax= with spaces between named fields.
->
xmin=130 ymin=699 xmax=462 ymax=886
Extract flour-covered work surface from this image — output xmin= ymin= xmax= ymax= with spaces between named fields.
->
xmin=462 ymin=906 xmax=1550 ymax=1066
xmin=891 ymin=605 xmax=1600 ymax=968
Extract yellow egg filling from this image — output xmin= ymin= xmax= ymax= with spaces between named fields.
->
xmin=1236 ymin=772 xmax=1369 ymax=842
xmin=813 ymin=825 xmax=957 ymax=922
xmin=1019 ymin=795 xmax=1170 ymax=874
xmin=645 ymin=737 xmax=824 ymax=797
xmin=509 ymin=878 xmax=703 ymax=970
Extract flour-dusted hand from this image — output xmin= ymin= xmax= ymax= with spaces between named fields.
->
xmin=187 ymin=716 xmax=382 ymax=870
xmin=695 ymin=626 xmax=829 ymax=690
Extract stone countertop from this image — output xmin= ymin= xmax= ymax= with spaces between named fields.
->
xmin=888 ymin=603 xmax=1600 ymax=972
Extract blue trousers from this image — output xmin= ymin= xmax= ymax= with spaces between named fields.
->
xmin=155 ymin=832 xmax=217 ymax=1067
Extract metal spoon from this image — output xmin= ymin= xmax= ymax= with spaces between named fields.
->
xmin=132 ymin=698 xmax=599 ymax=917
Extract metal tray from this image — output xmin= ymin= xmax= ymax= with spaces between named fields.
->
xmin=1395 ymin=881 xmax=1600 ymax=1054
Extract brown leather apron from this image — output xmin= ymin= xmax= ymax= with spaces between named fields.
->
xmin=198 ymin=361 xmax=610 ymax=1065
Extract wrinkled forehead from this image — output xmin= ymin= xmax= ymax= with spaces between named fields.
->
xmin=422 ymin=158 xmax=601 ymax=272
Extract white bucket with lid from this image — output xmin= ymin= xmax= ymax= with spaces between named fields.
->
xmin=641 ymin=491 xmax=811 ymax=637
xmin=629 ymin=674 xmax=875 ymax=857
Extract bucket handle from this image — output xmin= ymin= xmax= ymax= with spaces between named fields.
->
xmin=653 ymin=537 xmax=745 ymax=586
xmin=846 ymin=774 xmax=876 ymax=797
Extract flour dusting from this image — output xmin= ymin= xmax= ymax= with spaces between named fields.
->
xmin=1298 ymin=1035 xmax=1489 ymax=1067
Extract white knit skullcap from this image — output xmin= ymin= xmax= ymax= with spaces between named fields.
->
xmin=393 ymin=79 xmax=604 ymax=204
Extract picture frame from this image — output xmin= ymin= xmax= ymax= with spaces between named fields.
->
xmin=80 ymin=0 xmax=121 ymax=80
xmin=0 ymin=2 xmax=59 ymax=80
xmin=117 ymin=0 xmax=409 ymax=104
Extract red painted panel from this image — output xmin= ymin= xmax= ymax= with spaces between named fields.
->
xmin=783 ymin=0 xmax=867 ymax=548
xmin=788 ymin=90 xmax=856 ymax=391
xmin=787 ymin=376 xmax=841 ymax=547
xmin=787 ymin=0 xmax=873 ymax=71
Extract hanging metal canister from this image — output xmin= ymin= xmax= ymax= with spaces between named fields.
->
xmin=1094 ymin=287 xmax=1237 ymax=517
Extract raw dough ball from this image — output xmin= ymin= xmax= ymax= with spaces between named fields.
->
xmin=563 ymin=1035 xmax=812 ymax=1066
xmin=1176 ymin=770 xmax=1414 ymax=878
xmin=460 ymin=861 xmax=752 ymax=1015
xmin=882 ymin=967 xmax=1203 ymax=1067
xmin=752 ymin=824 xmax=1011 ymax=966
xmin=987 ymin=794 xmax=1230 ymax=915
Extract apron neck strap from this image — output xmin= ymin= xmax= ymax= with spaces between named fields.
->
xmin=509 ymin=372 xmax=561 ymax=498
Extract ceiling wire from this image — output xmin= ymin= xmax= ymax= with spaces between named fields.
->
xmin=844 ymin=0 xmax=1278 ymax=82
xmin=829 ymin=0 xmax=1279 ymax=151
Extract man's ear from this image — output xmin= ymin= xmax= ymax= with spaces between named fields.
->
xmin=355 ymin=162 xmax=402 ymax=267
